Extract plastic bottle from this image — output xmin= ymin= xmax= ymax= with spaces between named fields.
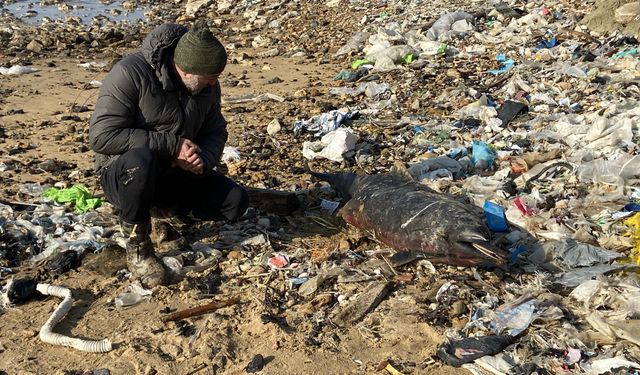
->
xmin=114 ymin=292 xmax=144 ymax=308
xmin=20 ymin=183 xmax=50 ymax=197
xmin=114 ymin=282 xmax=152 ymax=308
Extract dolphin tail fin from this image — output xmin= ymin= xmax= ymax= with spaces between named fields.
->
xmin=308 ymin=168 xmax=357 ymax=200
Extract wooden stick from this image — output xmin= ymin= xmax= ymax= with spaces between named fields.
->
xmin=185 ymin=363 xmax=208 ymax=375
xmin=237 ymin=273 xmax=271 ymax=279
xmin=161 ymin=297 xmax=241 ymax=323
xmin=0 ymin=199 xmax=40 ymax=207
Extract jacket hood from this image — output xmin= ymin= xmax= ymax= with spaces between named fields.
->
xmin=141 ymin=24 xmax=188 ymax=91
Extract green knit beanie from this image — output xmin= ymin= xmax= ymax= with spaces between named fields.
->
xmin=173 ymin=20 xmax=227 ymax=75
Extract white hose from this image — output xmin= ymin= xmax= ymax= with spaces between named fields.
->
xmin=36 ymin=283 xmax=112 ymax=353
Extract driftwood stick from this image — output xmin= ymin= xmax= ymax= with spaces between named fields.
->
xmin=333 ymin=282 xmax=392 ymax=326
xmin=161 ymin=297 xmax=241 ymax=323
xmin=0 ymin=199 xmax=40 ymax=207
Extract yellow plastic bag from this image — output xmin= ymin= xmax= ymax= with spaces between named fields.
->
xmin=624 ymin=213 xmax=640 ymax=264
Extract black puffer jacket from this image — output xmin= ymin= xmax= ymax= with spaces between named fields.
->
xmin=89 ymin=24 xmax=228 ymax=173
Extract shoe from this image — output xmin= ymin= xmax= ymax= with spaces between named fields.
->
xmin=151 ymin=218 xmax=187 ymax=251
xmin=120 ymin=221 xmax=168 ymax=288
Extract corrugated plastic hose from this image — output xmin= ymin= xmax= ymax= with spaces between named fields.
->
xmin=36 ymin=283 xmax=112 ymax=353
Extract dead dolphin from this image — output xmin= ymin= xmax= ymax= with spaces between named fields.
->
xmin=311 ymin=166 xmax=507 ymax=267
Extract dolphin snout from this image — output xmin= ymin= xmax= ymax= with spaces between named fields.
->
xmin=451 ymin=240 xmax=507 ymax=266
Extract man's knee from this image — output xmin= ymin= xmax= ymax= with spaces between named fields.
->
xmin=223 ymin=185 xmax=249 ymax=221
xmin=117 ymin=148 xmax=158 ymax=186
xmin=119 ymin=148 xmax=158 ymax=170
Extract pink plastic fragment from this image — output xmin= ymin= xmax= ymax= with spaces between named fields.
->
xmin=514 ymin=197 xmax=535 ymax=216
xmin=565 ymin=348 xmax=581 ymax=365
xmin=268 ymin=254 xmax=289 ymax=269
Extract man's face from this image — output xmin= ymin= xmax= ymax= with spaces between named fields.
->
xmin=182 ymin=73 xmax=221 ymax=95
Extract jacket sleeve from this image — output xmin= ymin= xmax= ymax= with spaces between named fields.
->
xmin=89 ymin=62 xmax=179 ymax=158
xmin=196 ymin=84 xmax=228 ymax=173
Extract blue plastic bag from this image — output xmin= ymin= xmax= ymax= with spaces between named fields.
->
xmin=488 ymin=54 xmax=515 ymax=75
xmin=471 ymin=141 xmax=496 ymax=169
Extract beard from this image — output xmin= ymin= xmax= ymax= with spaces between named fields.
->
xmin=182 ymin=75 xmax=203 ymax=96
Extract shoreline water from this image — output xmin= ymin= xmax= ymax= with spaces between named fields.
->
xmin=1 ymin=0 xmax=148 ymax=25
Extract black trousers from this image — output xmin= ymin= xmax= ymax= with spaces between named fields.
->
xmin=100 ymin=148 xmax=249 ymax=224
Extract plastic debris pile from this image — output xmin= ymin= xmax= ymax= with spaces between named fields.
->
xmin=2 ymin=0 xmax=640 ymax=373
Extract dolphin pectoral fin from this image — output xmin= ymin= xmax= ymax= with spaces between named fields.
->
xmin=390 ymin=251 xmax=427 ymax=267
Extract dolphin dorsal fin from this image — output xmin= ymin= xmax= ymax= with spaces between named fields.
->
xmin=389 ymin=161 xmax=414 ymax=183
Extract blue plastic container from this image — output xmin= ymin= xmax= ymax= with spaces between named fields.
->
xmin=483 ymin=201 xmax=509 ymax=232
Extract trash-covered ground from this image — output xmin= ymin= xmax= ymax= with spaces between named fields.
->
xmin=1 ymin=0 xmax=640 ymax=374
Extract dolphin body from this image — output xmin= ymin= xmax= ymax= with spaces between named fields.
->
xmin=311 ymin=166 xmax=507 ymax=267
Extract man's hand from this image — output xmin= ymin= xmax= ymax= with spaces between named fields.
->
xmin=174 ymin=138 xmax=204 ymax=174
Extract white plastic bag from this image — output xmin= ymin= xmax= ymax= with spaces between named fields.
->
xmin=302 ymin=128 xmax=358 ymax=162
